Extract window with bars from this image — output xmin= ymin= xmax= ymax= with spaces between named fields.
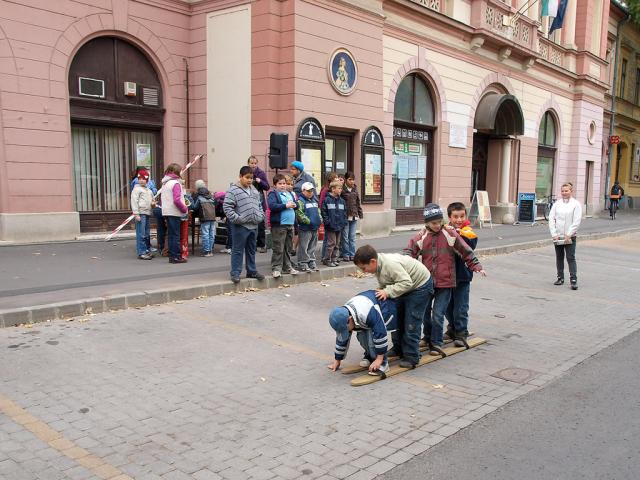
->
xmin=72 ymin=126 xmax=158 ymax=212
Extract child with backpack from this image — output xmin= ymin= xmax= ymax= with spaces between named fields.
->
xmin=296 ymin=182 xmax=322 ymax=272
xmin=191 ymin=179 xmax=218 ymax=256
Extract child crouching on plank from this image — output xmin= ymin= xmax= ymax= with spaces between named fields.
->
xmin=328 ymin=290 xmax=397 ymax=376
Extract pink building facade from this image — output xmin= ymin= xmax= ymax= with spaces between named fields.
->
xmin=0 ymin=0 xmax=614 ymax=241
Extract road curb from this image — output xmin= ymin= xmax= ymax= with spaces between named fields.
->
xmin=2 ymin=226 xmax=639 ymax=328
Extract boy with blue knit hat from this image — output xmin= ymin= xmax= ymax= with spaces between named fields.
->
xmin=327 ymin=290 xmax=397 ymax=376
xmin=290 ymin=160 xmax=317 ymax=196
xmin=405 ymin=203 xmax=485 ymax=356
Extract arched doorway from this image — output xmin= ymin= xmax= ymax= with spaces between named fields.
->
xmin=536 ymin=111 xmax=557 ymax=201
xmin=69 ymin=36 xmax=164 ymax=232
xmin=392 ymin=73 xmax=436 ymax=225
xmin=472 ymin=89 xmax=524 ymax=220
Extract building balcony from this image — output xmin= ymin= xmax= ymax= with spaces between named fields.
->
xmin=470 ymin=0 xmax=539 ymax=57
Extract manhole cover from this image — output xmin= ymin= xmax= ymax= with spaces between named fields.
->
xmin=491 ymin=368 xmax=538 ymax=384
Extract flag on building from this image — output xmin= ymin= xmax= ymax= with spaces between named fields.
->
xmin=541 ymin=0 xmax=559 ymax=17
xmin=549 ymin=0 xmax=569 ymax=34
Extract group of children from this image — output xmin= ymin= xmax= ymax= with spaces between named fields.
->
xmin=329 ymin=202 xmax=486 ymax=376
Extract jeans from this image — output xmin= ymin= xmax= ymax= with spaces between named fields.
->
xmin=445 ymin=282 xmax=470 ymax=337
xmin=230 ymin=224 xmax=258 ymax=277
xmin=423 ymin=286 xmax=453 ymax=347
xmin=391 ymin=278 xmax=431 ymax=364
xmin=270 ymin=225 xmax=294 ymax=272
xmin=153 ymin=207 xmax=165 ymax=250
xmin=135 ymin=214 xmax=151 ymax=256
xmin=340 ymin=219 xmax=358 ymax=258
xmin=357 ymin=330 xmax=388 ymax=368
xmin=555 ymin=236 xmax=577 ymax=280
xmin=166 ymin=216 xmax=182 ymax=260
xmin=297 ymin=230 xmax=318 ymax=268
xmin=257 ymin=219 xmax=266 ymax=248
xmin=225 ymin=221 xmax=233 ymax=249
xmin=200 ymin=221 xmax=216 ymax=253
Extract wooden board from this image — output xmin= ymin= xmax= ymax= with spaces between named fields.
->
xmin=341 ymin=333 xmax=475 ymax=375
xmin=350 ymin=337 xmax=486 ymax=387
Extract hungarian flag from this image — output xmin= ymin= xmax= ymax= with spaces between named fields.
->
xmin=541 ymin=0 xmax=560 ymax=17
xmin=549 ymin=0 xmax=568 ymax=34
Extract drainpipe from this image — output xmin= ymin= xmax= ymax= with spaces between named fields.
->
xmin=605 ymin=11 xmax=629 ymax=207
xmin=184 ymin=58 xmax=191 ymax=188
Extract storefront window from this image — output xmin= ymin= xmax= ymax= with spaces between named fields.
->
xmin=392 ymin=139 xmax=428 ymax=209
xmin=536 ymin=111 xmax=557 ymax=200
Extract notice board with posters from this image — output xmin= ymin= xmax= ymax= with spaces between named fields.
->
xmin=517 ymin=192 xmax=536 ymax=224
xmin=362 ymin=126 xmax=384 ymax=203
xmin=469 ymin=190 xmax=492 ymax=228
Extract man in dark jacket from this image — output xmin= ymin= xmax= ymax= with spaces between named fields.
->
xmin=290 ymin=160 xmax=317 ymax=196
xmin=248 ymin=155 xmax=270 ymax=252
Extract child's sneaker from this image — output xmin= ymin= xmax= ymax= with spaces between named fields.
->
xmin=359 ymin=358 xmax=371 ymax=367
xmin=429 ymin=344 xmax=445 ymax=356
xmin=221 ymin=248 xmax=232 ymax=254
xmin=288 ymin=268 xmax=299 ymax=275
xmin=298 ymin=265 xmax=309 ymax=273
xmin=329 ymin=262 xmax=339 ymax=267
xmin=272 ymin=271 xmax=281 ymax=278
xmin=309 ymin=263 xmax=319 ymax=272
xmin=138 ymin=254 xmax=152 ymax=260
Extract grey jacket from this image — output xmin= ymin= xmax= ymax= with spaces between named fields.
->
xmin=293 ymin=171 xmax=317 ymax=196
xmin=223 ymin=183 xmax=265 ymax=229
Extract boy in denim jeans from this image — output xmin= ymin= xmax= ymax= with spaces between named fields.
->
xmin=444 ymin=202 xmax=479 ymax=346
xmin=354 ymin=245 xmax=431 ymax=369
xmin=405 ymin=204 xmax=485 ymax=356
xmin=191 ymin=179 xmax=217 ymax=256
xmin=327 ymin=290 xmax=397 ymax=377
xmin=131 ymin=169 xmax=154 ymax=260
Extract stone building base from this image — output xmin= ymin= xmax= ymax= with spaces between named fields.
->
xmin=360 ymin=210 xmax=396 ymax=238
xmin=0 ymin=213 xmax=80 ymax=243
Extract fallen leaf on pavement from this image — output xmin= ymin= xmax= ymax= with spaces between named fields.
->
xmin=85 ymin=307 xmax=93 ymax=315
xmin=320 ymin=283 xmax=330 ymax=287
xmin=284 ymin=294 xmax=291 ymax=297
xmin=278 ymin=284 xmax=291 ymax=289
xmin=348 ymin=271 xmax=367 ymax=278
xmin=90 ymin=257 xmax=101 ymax=260
xmin=432 ymin=384 xmax=444 ymax=389
xmin=223 ymin=292 xmax=235 ymax=296
xmin=24 ymin=324 xmax=33 ymax=329
xmin=260 ymin=377 xmax=266 ymax=382
xmin=32 ymin=252 xmax=41 ymax=255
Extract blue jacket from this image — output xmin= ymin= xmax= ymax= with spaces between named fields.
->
xmin=455 ymin=230 xmax=478 ymax=284
xmin=321 ymin=194 xmax=347 ymax=231
xmin=334 ymin=290 xmax=397 ymax=360
xmin=267 ymin=190 xmax=297 ymax=227
xmin=298 ymin=194 xmax=322 ymax=232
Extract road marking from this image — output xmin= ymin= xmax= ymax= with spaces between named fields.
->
xmin=0 ymin=395 xmax=133 ymax=479
xmin=175 ymin=306 xmax=333 ymax=362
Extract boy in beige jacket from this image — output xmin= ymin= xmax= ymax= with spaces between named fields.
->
xmin=353 ymin=245 xmax=432 ymax=368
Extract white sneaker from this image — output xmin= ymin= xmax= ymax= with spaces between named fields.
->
xmin=288 ymin=269 xmax=299 ymax=275
xmin=222 ymin=248 xmax=232 ymax=254
xmin=359 ymin=358 xmax=371 ymax=367
xmin=272 ymin=271 xmax=281 ymax=278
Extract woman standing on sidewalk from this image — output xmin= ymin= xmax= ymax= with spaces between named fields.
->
xmin=548 ymin=182 xmax=582 ymax=290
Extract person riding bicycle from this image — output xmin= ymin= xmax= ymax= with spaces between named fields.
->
xmin=609 ymin=181 xmax=624 ymax=217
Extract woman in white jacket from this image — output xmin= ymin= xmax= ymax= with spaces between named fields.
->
xmin=548 ymin=182 xmax=582 ymax=290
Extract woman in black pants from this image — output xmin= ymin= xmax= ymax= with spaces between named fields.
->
xmin=548 ymin=182 xmax=582 ymax=290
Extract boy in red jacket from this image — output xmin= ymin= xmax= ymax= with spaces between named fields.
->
xmin=404 ymin=203 xmax=485 ymax=355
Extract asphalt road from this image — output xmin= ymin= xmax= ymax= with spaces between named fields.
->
xmin=379 ymin=328 xmax=640 ymax=480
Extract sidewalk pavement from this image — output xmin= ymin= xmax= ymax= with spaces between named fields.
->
xmin=1 ymin=212 xmax=638 ymax=327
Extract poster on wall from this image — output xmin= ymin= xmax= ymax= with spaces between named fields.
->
xmin=301 ymin=148 xmax=322 ymax=185
xmin=364 ymin=152 xmax=383 ymax=197
xmin=136 ymin=144 xmax=152 ymax=167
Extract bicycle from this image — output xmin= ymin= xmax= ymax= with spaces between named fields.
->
xmin=542 ymin=194 xmax=556 ymax=221
xmin=609 ymin=196 xmax=621 ymax=220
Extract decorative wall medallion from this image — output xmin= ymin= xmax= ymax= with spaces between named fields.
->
xmin=328 ymin=48 xmax=358 ymax=96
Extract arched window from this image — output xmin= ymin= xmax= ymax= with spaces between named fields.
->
xmin=536 ymin=111 xmax=558 ymax=201
xmin=392 ymin=73 xmax=436 ymax=225
xmin=394 ymin=74 xmax=434 ymax=126
xmin=538 ymin=111 xmax=556 ymax=147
